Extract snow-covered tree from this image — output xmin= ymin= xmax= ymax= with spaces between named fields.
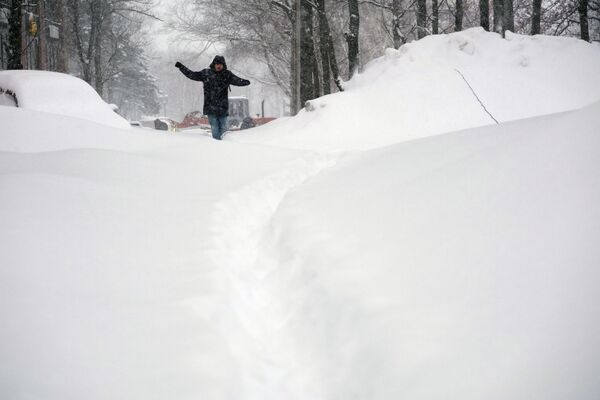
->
xmin=65 ymin=0 xmax=159 ymax=114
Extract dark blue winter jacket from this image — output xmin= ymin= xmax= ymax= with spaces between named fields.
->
xmin=177 ymin=56 xmax=250 ymax=117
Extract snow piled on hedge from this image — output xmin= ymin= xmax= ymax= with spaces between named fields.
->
xmin=232 ymin=28 xmax=600 ymax=151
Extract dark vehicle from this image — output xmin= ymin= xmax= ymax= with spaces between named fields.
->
xmin=154 ymin=119 xmax=169 ymax=131
xmin=227 ymin=97 xmax=250 ymax=128
xmin=240 ymin=116 xmax=256 ymax=130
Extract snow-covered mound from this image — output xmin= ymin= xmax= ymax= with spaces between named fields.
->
xmin=1 ymin=106 xmax=173 ymax=152
xmin=0 ymin=70 xmax=130 ymax=129
xmin=259 ymin=101 xmax=600 ymax=399
xmin=232 ymin=28 xmax=600 ymax=151
xmin=0 ymin=105 xmax=305 ymax=400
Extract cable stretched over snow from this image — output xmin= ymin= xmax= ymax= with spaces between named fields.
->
xmin=454 ymin=68 xmax=499 ymax=125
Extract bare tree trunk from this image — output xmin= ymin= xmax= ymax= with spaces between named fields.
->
xmin=493 ymin=0 xmax=503 ymax=33
xmin=579 ymin=0 xmax=590 ymax=41
xmin=346 ymin=0 xmax=360 ymax=78
xmin=432 ymin=0 xmax=439 ymax=34
xmin=300 ymin=0 xmax=315 ymax=103
xmin=70 ymin=0 xmax=93 ymax=83
xmin=317 ymin=0 xmax=330 ymax=95
xmin=7 ymin=0 xmax=23 ymax=69
xmin=503 ymin=0 xmax=514 ymax=35
xmin=92 ymin=0 xmax=105 ymax=94
xmin=416 ymin=0 xmax=428 ymax=39
xmin=392 ymin=0 xmax=403 ymax=46
xmin=291 ymin=0 xmax=300 ymax=114
xmin=312 ymin=42 xmax=321 ymax=98
xmin=86 ymin=2 xmax=98 ymax=83
xmin=531 ymin=0 xmax=542 ymax=34
xmin=57 ymin=0 xmax=69 ymax=72
xmin=290 ymin=40 xmax=297 ymax=113
xmin=328 ymin=44 xmax=343 ymax=92
xmin=316 ymin=0 xmax=343 ymax=92
xmin=94 ymin=29 xmax=103 ymax=94
xmin=455 ymin=0 xmax=464 ymax=31
xmin=38 ymin=0 xmax=48 ymax=70
xmin=480 ymin=0 xmax=490 ymax=31
xmin=318 ymin=43 xmax=330 ymax=96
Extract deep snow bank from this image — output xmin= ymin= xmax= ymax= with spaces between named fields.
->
xmin=232 ymin=28 xmax=600 ymax=151
xmin=1 ymin=106 xmax=176 ymax=152
xmin=0 ymin=70 xmax=130 ymax=129
xmin=0 ymin=105 xmax=311 ymax=400
xmin=261 ymin=101 xmax=600 ymax=399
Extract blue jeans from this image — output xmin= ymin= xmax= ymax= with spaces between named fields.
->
xmin=208 ymin=115 xmax=228 ymax=140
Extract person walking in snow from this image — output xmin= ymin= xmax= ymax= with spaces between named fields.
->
xmin=175 ymin=56 xmax=250 ymax=140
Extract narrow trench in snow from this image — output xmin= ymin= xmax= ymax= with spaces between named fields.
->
xmin=207 ymin=152 xmax=338 ymax=399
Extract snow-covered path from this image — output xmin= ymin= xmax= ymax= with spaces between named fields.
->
xmin=204 ymin=153 xmax=338 ymax=399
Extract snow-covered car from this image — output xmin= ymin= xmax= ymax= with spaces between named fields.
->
xmin=0 ymin=70 xmax=130 ymax=129
xmin=0 ymin=88 xmax=17 ymax=107
xmin=157 ymin=118 xmax=178 ymax=131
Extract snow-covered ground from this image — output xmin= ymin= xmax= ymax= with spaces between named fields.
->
xmin=1 ymin=29 xmax=600 ymax=399
xmin=0 ymin=108 xmax=306 ymax=398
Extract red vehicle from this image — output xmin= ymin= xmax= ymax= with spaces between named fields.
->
xmin=177 ymin=111 xmax=209 ymax=129
xmin=176 ymin=97 xmax=276 ymax=131
xmin=253 ymin=117 xmax=277 ymax=125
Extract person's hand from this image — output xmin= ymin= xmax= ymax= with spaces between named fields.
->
xmin=175 ymin=61 xmax=183 ymax=69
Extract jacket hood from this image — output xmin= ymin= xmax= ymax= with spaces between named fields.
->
xmin=210 ymin=55 xmax=227 ymax=71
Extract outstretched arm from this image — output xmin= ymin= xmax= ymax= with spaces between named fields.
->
xmin=175 ymin=62 xmax=205 ymax=81
xmin=228 ymin=71 xmax=250 ymax=87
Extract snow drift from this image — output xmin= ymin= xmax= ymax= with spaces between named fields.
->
xmin=232 ymin=28 xmax=600 ymax=151
xmin=0 ymin=105 xmax=305 ymax=400
xmin=0 ymin=70 xmax=130 ymax=129
xmin=258 ymin=101 xmax=600 ymax=399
